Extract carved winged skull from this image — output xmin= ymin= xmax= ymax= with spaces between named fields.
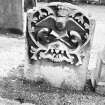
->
xmin=25 ymin=2 xmax=95 ymax=90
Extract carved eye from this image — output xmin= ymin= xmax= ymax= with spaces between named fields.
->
xmin=69 ymin=31 xmax=81 ymax=44
xmin=67 ymin=30 xmax=81 ymax=49
xmin=37 ymin=28 xmax=56 ymax=45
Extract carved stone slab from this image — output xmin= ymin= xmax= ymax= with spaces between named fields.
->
xmin=25 ymin=2 xmax=95 ymax=90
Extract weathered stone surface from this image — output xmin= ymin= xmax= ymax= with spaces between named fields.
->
xmin=25 ymin=2 xmax=95 ymax=90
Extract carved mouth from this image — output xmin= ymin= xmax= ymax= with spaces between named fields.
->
xmin=30 ymin=46 xmax=82 ymax=66
xmin=38 ymin=49 xmax=74 ymax=64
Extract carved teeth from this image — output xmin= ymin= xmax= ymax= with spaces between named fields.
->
xmin=59 ymin=54 xmax=62 ymax=62
xmin=53 ymin=53 xmax=56 ymax=57
xmin=42 ymin=48 xmax=82 ymax=65
xmin=55 ymin=49 xmax=59 ymax=53
xmin=39 ymin=57 xmax=41 ymax=59
xmin=61 ymin=50 xmax=64 ymax=54
xmin=51 ymin=49 xmax=53 ymax=53
xmin=59 ymin=54 xmax=62 ymax=58
xmin=49 ymin=49 xmax=66 ymax=55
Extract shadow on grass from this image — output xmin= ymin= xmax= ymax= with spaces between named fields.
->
xmin=0 ymin=65 xmax=105 ymax=104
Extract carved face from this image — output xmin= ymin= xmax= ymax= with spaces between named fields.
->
xmin=26 ymin=2 xmax=95 ymax=89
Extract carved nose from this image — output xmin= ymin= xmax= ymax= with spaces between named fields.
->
xmin=56 ymin=22 xmax=65 ymax=30
xmin=50 ymin=41 xmax=68 ymax=51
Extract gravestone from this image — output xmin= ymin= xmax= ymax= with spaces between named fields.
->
xmin=25 ymin=2 xmax=96 ymax=90
xmin=0 ymin=0 xmax=23 ymax=34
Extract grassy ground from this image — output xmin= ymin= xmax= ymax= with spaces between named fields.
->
xmin=0 ymin=4 xmax=105 ymax=105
